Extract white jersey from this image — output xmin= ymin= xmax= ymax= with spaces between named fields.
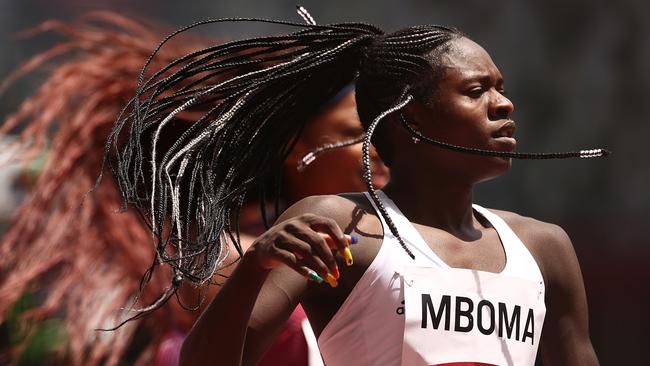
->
xmin=317 ymin=191 xmax=546 ymax=365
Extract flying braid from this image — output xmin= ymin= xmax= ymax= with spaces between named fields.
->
xmin=106 ymin=16 xmax=609 ymax=321
xmin=105 ymin=18 xmax=387 ymax=320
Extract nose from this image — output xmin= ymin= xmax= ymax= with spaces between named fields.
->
xmin=489 ymin=91 xmax=514 ymax=120
xmin=369 ymin=143 xmax=381 ymax=159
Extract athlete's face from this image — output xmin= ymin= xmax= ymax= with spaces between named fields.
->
xmin=406 ymin=37 xmax=516 ymax=183
xmin=283 ymin=92 xmax=389 ymax=203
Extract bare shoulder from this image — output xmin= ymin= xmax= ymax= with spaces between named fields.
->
xmin=487 ymin=209 xmax=576 ymax=286
xmin=489 ymin=209 xmax=571 ymax=247
xmin=487 ymin=209 xmax=598 ymax=364
xmin=276 ymin=193 xmax=375 ymax=229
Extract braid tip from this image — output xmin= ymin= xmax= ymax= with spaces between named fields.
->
xmin=297 ymin=152 xmax=316 ymax=171
xmin=296 ymin=5 xmax=317 ymax=25
xmin=579 ymin=148 xmax=611 ymax=158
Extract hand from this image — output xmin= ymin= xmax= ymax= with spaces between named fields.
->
xmin=245 ymin=214 xmax=356 ymax=287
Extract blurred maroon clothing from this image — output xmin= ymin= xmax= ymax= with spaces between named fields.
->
xmin=155 ymin=306 xmax=309 ymax=366
xmin=258 ymin=305 xmax=309 ymax=366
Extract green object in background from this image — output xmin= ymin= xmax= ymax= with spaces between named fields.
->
xmin=6 ymin=292 xmax=67 ymax=366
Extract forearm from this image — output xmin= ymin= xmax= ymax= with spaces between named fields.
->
xmin=541 ymin=338 xmax=599 ymax=366
xmin=180 ymin=254 xmax=269 ymax=366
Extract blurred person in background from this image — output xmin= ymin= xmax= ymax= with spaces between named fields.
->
xmin=0 ymin=12 xmax=387 ymax=366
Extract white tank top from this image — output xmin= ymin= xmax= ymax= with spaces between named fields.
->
xmin=317 ymin=191 xmax=546 ymax=365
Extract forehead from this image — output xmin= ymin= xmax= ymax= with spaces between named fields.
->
xmin=439 ymin=37 xmax=502 ymax=81
xmin=303 ymin=93 xmax=359 ymax=135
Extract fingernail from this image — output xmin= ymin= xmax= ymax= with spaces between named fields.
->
xmin=325 ymin=274 xmax=338 ymax=288
xmin=344 ymin=234 xmax=359 ymax=245
xmin=332 ymin=265 xmax=340 ymax=279
xmin=343 ymin=247 xmax=353 ymax=266
xmin=307 ymin=271 xmax=324 ymax=283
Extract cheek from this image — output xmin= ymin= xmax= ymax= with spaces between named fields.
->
xmin=321 ymin=146 xmax=363 ymax=173
xmin=308 ymin=147 xmax=365 ymax=189
xmin=426 ymin=104 xmax=489 ymax=144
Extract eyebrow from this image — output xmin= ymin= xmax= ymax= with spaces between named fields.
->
xmin=459 ymin=71 xmax=504 ymax=86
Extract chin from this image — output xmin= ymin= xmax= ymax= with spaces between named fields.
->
xmin=499 ymin=156 xmax=513 ymax=167
xmin=475 ymin=157 xmax=512 ymax=183
xmin=493 ymin=156 xmax=512 ymax=173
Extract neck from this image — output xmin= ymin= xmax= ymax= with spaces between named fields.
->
xmin=381 ymin=168 xmax=480 ymax=239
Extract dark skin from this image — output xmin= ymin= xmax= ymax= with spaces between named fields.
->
xmin=282 ymin=92 xmax=390 ymax=202
xmin=180 ymin=37 xmax=598 ymax=366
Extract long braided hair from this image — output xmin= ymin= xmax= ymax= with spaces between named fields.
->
xmin=107 ymin=12 xmax=609 ymax=318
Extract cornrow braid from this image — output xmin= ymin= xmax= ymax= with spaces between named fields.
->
xmin=276 ymin=16 xmax=610 ymax=268
xmin=105 ymin=17 xmax=394 ymax=320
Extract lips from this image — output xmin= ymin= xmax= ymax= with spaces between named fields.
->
xmin=492 ymin=120 xmax=517 ymax=150
xmin=494 ymin=120 xmax=516 ymax=138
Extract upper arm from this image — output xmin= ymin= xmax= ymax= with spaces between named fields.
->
xmin=536 ymin=224 xmax=599 ymax=365
xmin=241 ymin=195 xmax=352 ymax=364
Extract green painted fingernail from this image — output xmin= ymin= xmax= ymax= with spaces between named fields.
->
xmin=308 ymin=271 xmax=324 ymax=283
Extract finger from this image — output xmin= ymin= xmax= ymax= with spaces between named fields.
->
xmin=287 ymin=226 xmax=338 ymax=277
xmin=318 ymin=233 xmax=358 ymax=248
xmin=303 ymin=215 xmax=350 ymax=262
xmin=273 ymin=250 xmax=326 ymax=285
xmin=305 ymin=268 xmax=325 ymax=284
xmin=293 ymin=247 xmax=338 ymax=288
xmin=314 ymin=229 xmax=354 ymax=267
xmin=317 ymin=233 xmax=360 ymax=278
xmin=276 ymin=236 xmax=330 ymax=280
xmin=302 ymin=266 xmax=337 ymax=288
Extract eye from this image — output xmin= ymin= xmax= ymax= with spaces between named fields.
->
xmin=466 ymin=86 xmax=485 ymax=98
xmin=342 ymin=127 xmax=364 ymax=139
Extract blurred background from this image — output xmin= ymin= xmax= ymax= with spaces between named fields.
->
xmin=0 ymin=0 xmax=647 ymax=364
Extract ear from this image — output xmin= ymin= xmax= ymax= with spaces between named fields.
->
xmin=284 ymin=138 xmax=308 ymax=172
xmin=401 ymin=100 xmax=429 ymax=129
